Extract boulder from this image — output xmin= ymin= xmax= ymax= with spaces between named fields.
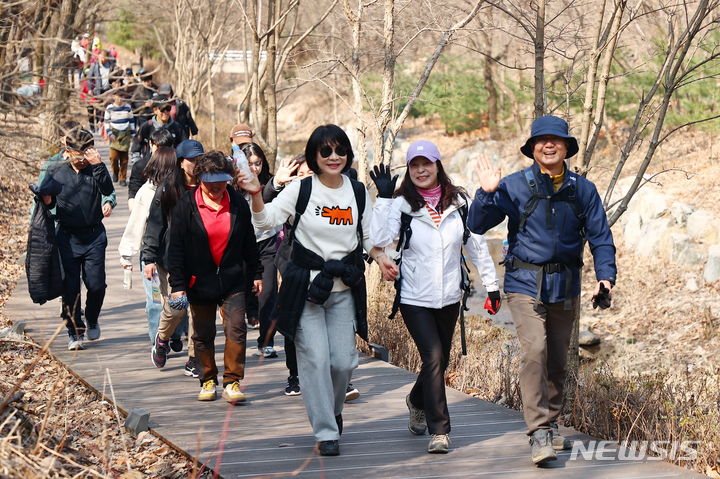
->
xmin=669 ymin=234 xmax=706 ymax=267
xmin=579 ymin=329 xmax=601 ymax=346
xmin=670 ymin=201 xmax=696 ymax=226
xmin=636 ymin=217 xmax=672 ymax=256
xmin=703 ymin=245 xmax=720 ymax=283
xmin=687 ymin=209 xmax=719 ymax=244
xmin=635 ymin=186 xmax=668 ymax=221
xmin=621 ymin=211 xmax=643 ymax=250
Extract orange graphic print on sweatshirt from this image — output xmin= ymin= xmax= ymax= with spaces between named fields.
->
xmin=316 ymin=205 xmax=354 ymax=225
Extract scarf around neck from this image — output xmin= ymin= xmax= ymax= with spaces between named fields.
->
xmin=416 ymin=184 xmax=442 ymax=210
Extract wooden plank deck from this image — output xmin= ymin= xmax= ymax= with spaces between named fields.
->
xmin=3 ymin=140 xmax=703 ymax=478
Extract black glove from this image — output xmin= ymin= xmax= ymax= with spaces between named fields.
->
xmin=484 ymin=290 xmax=502 ymax=315
xmin=592 ymin=283 xmax=612 ymax=309
xmin=369 ymin=163 xmax=399 ymax=198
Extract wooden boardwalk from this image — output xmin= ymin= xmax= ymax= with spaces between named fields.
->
xmin=3 ymin=141 xmax=703 ymax=478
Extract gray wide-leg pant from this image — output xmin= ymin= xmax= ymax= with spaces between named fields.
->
xmin=295 ymin=290 xmax=358 ymax=442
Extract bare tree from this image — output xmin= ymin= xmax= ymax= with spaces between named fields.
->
xmin=0 ymin=0 xmax=99 ymax=150
xmin=235 ymin=0 xmax=338 ymax=167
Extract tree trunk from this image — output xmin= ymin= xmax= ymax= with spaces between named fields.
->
xmin=533 ymin=0 xmax=546 ymax=118
xmin=265 ymin=0 xmax=279 ymax=169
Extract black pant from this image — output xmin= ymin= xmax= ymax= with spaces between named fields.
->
xmin=57 ymin=225 xmax=107 ymax=336
xmin=255 ymin=236 xmax=279 ymax=348
xmin=400 ymin=302 xmax=460 ymax=435
xmin=284 ymin=335 xmax=298 ymax=377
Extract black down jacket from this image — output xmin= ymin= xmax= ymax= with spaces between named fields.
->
xmin=26 ymin=191 xmax=63 ymax=304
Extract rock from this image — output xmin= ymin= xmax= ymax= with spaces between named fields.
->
xmin=636 ymin=217 xmax=672 ymax=256
xmin=687 ymin=209 xmax=719 ymax=244
xmin=685 ymin=275 xmax=701 ymax=292
xmin=635 ymin=187 xmax=668 ymax=220
xmin=703 ymin=245 xmax=720 ymax=283
xmin=670 ymin=234 xmax=706 ymax=266
xmin=579 ymin=344 xmax=601 ymax=361
xmin=670 ymin=201 xmax=696 ymax=226
xmin=621 ymin=211 xmax=643 ymax=250
xmin=579 ymin=329 xmax=601 ymax=346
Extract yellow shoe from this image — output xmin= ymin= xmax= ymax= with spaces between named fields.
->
xmin=222 ymin=381 xmax=247 ymax=404
xmin=197 ymin=380 xmax=217 ymax=401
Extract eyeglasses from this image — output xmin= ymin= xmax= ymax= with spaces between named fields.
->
xmin=159 ymin=105 xmax=172 ymax=112
xmin=319 ymin=145 xmax=348 ymax=158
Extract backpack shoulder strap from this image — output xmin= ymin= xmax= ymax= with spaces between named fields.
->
xmin=350 ymin=178 xmax=365 ymax=225
xmin=396 ymin=212 xmax=413 ymax=252
xmin=458 ymin=195 xmax=471 ymax=245
xmin=288 ymin=176 xmax=313 ymax=241
xmin=519 ymin=168 xmax=544 ymax=231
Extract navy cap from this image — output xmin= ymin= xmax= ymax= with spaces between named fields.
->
xmin=520 ymin=115 xmax=579 ymax=159
xmin=199 ymin=172 xmax=233 ymax=183
xmin=176 ymin=139 xmax=204 ymax=160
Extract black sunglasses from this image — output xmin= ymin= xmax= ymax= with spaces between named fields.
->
xmin=319 ymin=145 xmax=348 ymax=158
xmin=159 ymin=105 xmax=172 ymax=112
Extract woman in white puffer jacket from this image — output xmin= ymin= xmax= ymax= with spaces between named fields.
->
xmin=369 ymin=140 xmax=500 ymax=455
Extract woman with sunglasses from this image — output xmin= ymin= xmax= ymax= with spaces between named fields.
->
xmin=237 ymin=124 xmax=396 ymax=456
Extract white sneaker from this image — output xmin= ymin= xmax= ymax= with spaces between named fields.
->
xmin=68 ymin=335 xmax=85 ymax=351
xmin=222 ymin=381 xmax=246 ymax=403
xmin=262 ymin=346 xmax=278 ymax=358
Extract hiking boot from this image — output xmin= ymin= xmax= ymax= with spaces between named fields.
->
xmin=119 ymin=180 xmax=127 ymax=187
xmin=222 ymin=381 xmax=246 ymax=404
xmin=550 ymin=422 xmax=572 ymax=450
xmin=151 ymin=332 xmax=170 ymax=368
xmin=184 ymin=357 xmax=199 ymax=378
xmin=197 ymin=380 xmax=217 ymax=401
xmin=169 ymin=336 xmax=183 ymax=353
xmin=427 ymin=434 xmax=450 ymax=454
xmin=112 ymin=173 xmax=118 ymax=183
xmin=284 ymin=376 xmax=301 ymax=396
xmin=86 ymin=324 xmax=101 ymax=341
xmin=317 ymin=440 xmax=340 ymax=456
xmin=529 ymin=429 xmax=557 ymax=465
xmin=406 ymin=395 xmax=427 ymax=435
xmin=344 ymin=383 xmax=360 ymax=402
xmin=262 ymin=346 xmax=278 ymax=358
xmin=68 ymin=334 xmax=85 ymax=351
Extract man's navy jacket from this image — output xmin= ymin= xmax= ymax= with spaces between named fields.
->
xmin=468 ymin=162 xmax=616 ymax=303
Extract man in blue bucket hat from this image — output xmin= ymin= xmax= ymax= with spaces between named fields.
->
xmin=468 ymin=116 xmax=617 ymax=465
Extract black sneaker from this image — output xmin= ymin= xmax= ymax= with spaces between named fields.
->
xmin=169 ymin=336 xmax=183 ymax=353
xmin=119 ymin=180 xmax=127 ymax=187
xmin=151 ymin=332 xmax=169 ymax=368
xmin=345 ymin=383 xmax=360 ymax=402
xmin=184 ymin=356 xmax=199 ymax=378
xmin=112 ymin=173 xmax=118 ymax=182
xmin=317 ymin=440 xmax=339 ymax=456
xmin=284 ymin=376 xmax=301 ymax=396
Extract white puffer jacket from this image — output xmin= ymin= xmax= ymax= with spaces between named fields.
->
xmin=371 ymin=196 xmax=499 ymax=309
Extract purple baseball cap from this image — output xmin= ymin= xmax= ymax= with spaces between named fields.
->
xmin=406 ymin=140 xmax=441 ymax=164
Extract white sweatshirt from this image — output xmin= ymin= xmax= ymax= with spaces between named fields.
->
xmin=252 ymin=175 xmax=373 ymax=291
xmin=371 ymin=196 xmax=499 ymax=309
xmin=118 ymin=181 xmax=156 ymax=267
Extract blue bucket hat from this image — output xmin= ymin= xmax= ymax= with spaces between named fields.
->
xmin=520 ymin=115 xmax=579 ymax=159
xmin=176 ymin=139 xmax=204 ymax=160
